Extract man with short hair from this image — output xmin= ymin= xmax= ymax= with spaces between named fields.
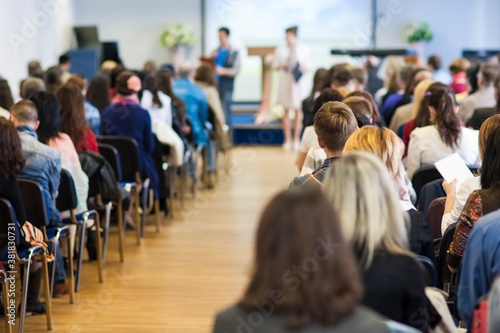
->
xmin=211 ymin=27 xmax=240 ymax=130
xmin=10 ymin=100 xmax=68 ymax=294
xmin=20 ymin=77 xmax=46 ymax=99
xmin=290 ymin=101 xmax=358 ymax=187
xmin=427 ymin=55 xmax=452 ymax=84
xmin=458 ymin=63 xmax=500 ymax=123
xmin=59 ymin=53 xmax=72 ymax=82
xmin=330 ymin=70 xmax=355 ymax=97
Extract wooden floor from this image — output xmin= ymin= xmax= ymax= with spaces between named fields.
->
xmin=22 ymin=147 xmax=298 ymax=333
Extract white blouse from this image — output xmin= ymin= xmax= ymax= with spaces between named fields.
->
xmin=141 ymin=90 xmax=172 ymax=127
xmin=406 ymin=125 xmax=480 ymax=180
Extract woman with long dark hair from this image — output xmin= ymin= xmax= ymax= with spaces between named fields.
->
xmin=213 ymin=187 xmax=389 ymax=332
xmin=86 ymin=74 xmax=111 ymax=113
xmin=0 ymin=78 xmax=14 ymax=118
xmin=406 ymin=82 xmax=479 ymax=179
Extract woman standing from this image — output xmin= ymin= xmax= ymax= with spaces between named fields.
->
xmin=273 ymin=26 xmax=311 ymax=150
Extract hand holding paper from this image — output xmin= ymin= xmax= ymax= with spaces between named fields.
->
xmin=434 ymin=153 xmax=474 ymax=192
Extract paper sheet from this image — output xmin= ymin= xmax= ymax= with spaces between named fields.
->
xmin=434 ymin=153 xmax=474 ymax=190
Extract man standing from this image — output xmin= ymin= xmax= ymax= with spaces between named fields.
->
xmin=274 ymin=26 xmax=311 ymax=150
xmin=211 ymin=27 xmax=240 ymax=131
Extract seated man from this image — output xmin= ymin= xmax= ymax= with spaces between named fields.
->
xmin=290 ymin=101 xmax=358 ymax=187
xmin=330 ymin=70 xmax=355 ymax=97
xmin=458 ymin=208 xmax=500 ymax=329
xmin=173 ymin=62 xmax=216 ymax=184
xmin=10 ymin=100 xmax=68 ymax=296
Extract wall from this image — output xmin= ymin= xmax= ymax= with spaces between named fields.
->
xmin=0 ymin=0 xmax=75 ymax=99
xmin=73 ymin=0 xmax=203 ymax=71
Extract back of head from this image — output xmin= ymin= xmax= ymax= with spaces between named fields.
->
xmin=0 ymin=117 xmax=25 ymax=185
xmin=28 ymin=60 xmax=44 ymax=78
xmin=348 ymin=66 xmax=367 ymax=88
xmin=427 ymin=82 xmax=461 ymax=148
xmin=195 ymin=64 xmax=216 ymax=86
xmin=427 ymin=55 xmax=442 ymax=71
xmin=67 ymin=74 xmax=86 ymax=91
xmin=310 ymin=68 xmax=331 ymax=98
xmin=343 ymin=126 xmax=404 ymax=184
xmin=58 ymin=54 xmax=71 ymax=66
xmin=178 ymin=61 xmax=194 ymax=79
xmin=449 ymin=58 xmax=471 ymax=75
xmin=480 ymin=126 xmax=500 ymax=190
xmin=10 ymin=99 xmax=38 ymax=126
xmin=412 ymin=79 xmax=434 ymax=118
xmin=346 ymin=91 xmax=380 ymax=125
xmin=28 ymin=92 xmax=60 ymax=143
xmin=21 ymin=77 xmax=46 ymax=99
xmin=56 ymin=82 xmax=87 ymax=145
xmin=403 ymin=68 xmax=427 ymax=96
xmin=342 ymin=96 xmax=373 ymax=122
xmin=0 ymin=79 xmax=14 ymax=110
xmin=101 ymin=60 xmax=118 ymax=74
xmin=313 ymin=101 xmax=358 ymax=152
xmin=466 ymin=64 xmax=481 ymax=93
xmin=115 ymin=71 xmax=141 ymax=96
xmin=241 ymin=186 xmax=361 ymax=329
xmin=323 ymin=151 xmax=409 ymax=267
xmin=479 ymin=114 xmax=500 ymax=161
xmin=44 ymin=66 xmax=63 ymax=93
xmin=143 ymin=60 xmax=158 ymax=74
xmin=87 ymin=75 xmax=111 ymax=112
xmin=110 ymin=64 xmax=126 ymax=89
xmin=331 ymin=70 xmax=354 ymax=88
xmin=480 ymin=62 xmax=500 ymax=87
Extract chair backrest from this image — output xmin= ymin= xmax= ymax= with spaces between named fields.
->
xmin=417 ymin=255 xmax=437 ymax=287
xmin=97 ymin=143 xmax=122 ymax=181
xmin=56 ymin=169 xmax=78 ymax=213
xmin=437 ymin=223 xmax=457 ymax=290
xmin=17 ymin=178 xmax=50 ymax=229
xmin=97 ymin=136 xmax=140 ymax=180
xmin=411 ymin=166 xmax=442 ymax=201
xmin=426 ymin=197 xmax=447 ymax=240
xmin=0 ymin=198 xmax=20 ymax=247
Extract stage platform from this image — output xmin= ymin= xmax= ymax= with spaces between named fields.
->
xmin=230 ymin=103 xmax=285 ymax=146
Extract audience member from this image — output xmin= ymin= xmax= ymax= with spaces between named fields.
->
xmin=109 ymin=64 xmax=126 ymax=99
xmin=45 ymin=65 xmax=63 ymax=94
xmin=27 ymin=60 xmax=44 ymax=79
xmin=343 ymin=127 xmax=432 ymax=260
xmin=302 ymin=68 xmax=330 ymax=128
xmin=0 ymin=117 xmax=47 ymax=314
xmin=465 ymin=63 xmax=481 ymax=96
xmin=20 ymin=77 xmax=46 ymax=99
xmin=55 ymin=82 xmax=98 ymax=153
xmin=10 ymin=99 xmax=68 ymax=297
xmin=101 ymin=71 xmax=159 ymax=197
xmin=427 ymin=55 xmax=452 ymax=84
xmin=380 ymin=65 xmax=414 ymax=123
xmin=143 ymin=60 xmax=158 ymax=74
xmin=330 ymin=69 xmax=355 ymax=97
xmin=458 ymin=62 xmax=500 ymax=123
xmin=364 ymin=56 xmax=384 ymax=96
xmin=457 ymin=210 xmax=500 ymax=329
xmin=86 ymin=74 xmax=111 ymax=113
xmin=467 ymin=74 xmax=500 ymax=129
xmin=0 ymin=78 xmax=14 ymax=119
xmin=323 ymin=152 xmax=429 ymax=331
xmin=342 ymin=96 xmax=373 ymax=125
xmin=59 ymin=53 xmax=72 ymax=83
xmin=67 ymin=74 xmax=101 ymax=135
xmin=290 ymin=101 xmax=357 ymax=187
xmin=346 ymin=90 xmax=382 ymax=127
xmin=447 ymin=126 xmax=500 ymax=272
xmin=449 ymin=57 xmax=470 ymax=97
xmin=348 ymin=66 xmax=367 ymax=91
xmin=297 ymin=89 xmax=343 ymax=172
xmin=213 ymin=187 xmax=390 ymax=333
xmin=374 ymin=56 xmax=405 ymax=105
xmin=406 ymin=83 xmax=479 ymax=179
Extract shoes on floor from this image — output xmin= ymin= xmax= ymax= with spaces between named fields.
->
xmin=25 ymin=298 xmax=46 ymax=315
xmin=52 ymin=281 xmax=69 ymax=298
xmin=293 ymin=141 xmax=300 ymax=151
xmin=282 ymin=141 xmax=292 ymax=151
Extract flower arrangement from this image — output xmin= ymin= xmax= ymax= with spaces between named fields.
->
xmin=160 ymin=24 xmax=196 ymax=48
xmin=402 ymin=22 xmax=433 ymax=43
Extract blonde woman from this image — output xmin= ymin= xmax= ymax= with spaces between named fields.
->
xmin=323 ymin=152 xmax=429 ymax=331
xmin=342 ymin=127 xmax=433 ymax=260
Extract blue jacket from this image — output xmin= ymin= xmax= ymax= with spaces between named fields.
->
xmin=17 ymin=126 xmax=62 ymax=226
xmin=100 ymin=101 xmax=159 ymax=197
xmin=173 ymin=78 xmax=209 ymax=146
xmin=457 ymin=208 xmax=500 ymax=328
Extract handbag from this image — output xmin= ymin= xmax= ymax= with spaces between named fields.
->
xmin=472 ymin=295 xmax=489 ymax=333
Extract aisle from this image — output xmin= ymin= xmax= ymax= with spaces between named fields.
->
xmin=24 ymin=147 xmax=298 ymax=333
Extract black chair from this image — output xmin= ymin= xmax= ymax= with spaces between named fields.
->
xmin=437 ymin=223 xmax=457 ymax=292
xmin=97 ymin=136 xmax=161 ymax=241
xmin=17 ymin=178 xmax=75 ymax=303
xmin=411 ymin=166 xmax=443 ymax=203
xmin=97 ymin=143 xmax=128 ymax=262
xmin=417 ymin=255 xmax=436 ymax=287
xmin=426 ymin=197 xmax=447 ymax=240
xmin=56 ymin=170 xmax=103 ymax=291
xmin=0 ymin=198 xmax=52 ymax=332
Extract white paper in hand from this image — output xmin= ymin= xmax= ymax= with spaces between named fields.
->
xmin=434 ymin=153 xmax=474 ymax=191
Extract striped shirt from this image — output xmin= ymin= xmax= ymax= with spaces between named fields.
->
xmin=289 ymin=157 xmax=339 ymax=188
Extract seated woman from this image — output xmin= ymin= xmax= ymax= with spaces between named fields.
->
xmin=55 ymin=82 xmax=98 ymax=153
xmin=0 ymin=118 xmax=46 ymax=313
xmin=100 ymin=71 xmax=159 ymax=198
xmin=30 ymin=91 xmax=89 ymax=215
xmin=345 ymin=90 xmax=382 ymax=127
xmin=447 ymin=126 xmax=500 ymax=272
xmin=67 ymin=74 xmax=101 ymax=135
xmin=212 ymin=187 xmax=390 ymax=333
xmin=323 ymin=152 xmax=429 ymax=331
xmin=441 ymin=114 xmax=500 ymax=234
xmin=406 ymin=82 xmax=479 ymax=179
xmin=343 ymin=127 xmax=430 ymax=259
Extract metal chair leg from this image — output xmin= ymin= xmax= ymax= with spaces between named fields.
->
xmin=168 ymin=166 xmax=176 ymax=219
xmin=1 ymin=272 xmax=12 ymax=333
xmin=74 ymin=224 xmax=85 ymax=292
xmin=49 ymin=239 xmax=58 ymax=295
xmin=18 ymin=259 xmax=31 ymax=333
xmin=94 ymin=214 xmax=104 ymax=283
xmin=41 ymin=254 xmax=53 ymax=330
xmin=66 ymin=233 xmax=75 ymax=303
xmin=134 ymin=189 xmax=141 ymax=246
xmin=155 ymin=199 xmax=161 ymax=233
xmin=102 ymin=202 xmax=112 ymax=269
xmin=117 ymin=200 xmax=125 ymax=262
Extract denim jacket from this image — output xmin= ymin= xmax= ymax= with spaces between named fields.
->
xmin=17 ymin=125 xmax=62 ymax=226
